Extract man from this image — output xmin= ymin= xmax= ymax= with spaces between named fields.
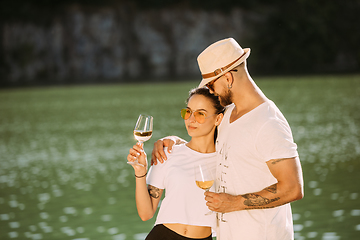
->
xmin=151 ymin=38 xmax=304 ymax=239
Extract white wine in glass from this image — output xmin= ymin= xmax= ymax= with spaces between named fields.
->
xmin=196 ymin=180 xmax=214 ymax=191
xmin=134 ymin=130 xmax=152 ymax=142
xmin=128 ymin=114 xmax=153 ymax=166
xmin=194 ymin=164 xmax=215 ymax=215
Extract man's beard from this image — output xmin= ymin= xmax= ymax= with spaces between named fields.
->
xmin=219 ymin=89 xmax=233 ymax=107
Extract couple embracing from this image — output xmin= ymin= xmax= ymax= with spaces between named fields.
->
xmin=127 ymin=38 xmax=304 ymax=240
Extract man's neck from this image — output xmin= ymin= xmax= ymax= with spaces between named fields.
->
xmin=230 ymin=77 xmax=267 ymax=123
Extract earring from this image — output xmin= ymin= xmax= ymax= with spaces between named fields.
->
xmin=227 ymin=84 xmax=232 ymax=89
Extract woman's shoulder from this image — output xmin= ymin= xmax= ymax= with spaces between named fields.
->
xmin=164 ymin=143 xmax=187 ymax=159
xmin=152 ymin=144 xmax=187 ymax=166
xmin=171 ymin=144 xmax=217 ymax=160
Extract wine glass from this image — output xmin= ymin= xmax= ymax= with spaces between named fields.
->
xmin=127 ymin=114 xmax=153 ymax=166
xmin=194 ymin=164 xmax=215 ymax=215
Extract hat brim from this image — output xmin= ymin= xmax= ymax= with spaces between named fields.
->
xmin=198 ymin=48 xmax=251 ymax=88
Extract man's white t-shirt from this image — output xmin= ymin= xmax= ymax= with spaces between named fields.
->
xmin=215 ymin=101 xmax=299 ymax=240
xmin=147 ymin=144 xmax=217 ymax=228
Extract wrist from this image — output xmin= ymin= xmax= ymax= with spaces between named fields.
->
xmin=161 ymin=136 xmax=177 ymax=143
xmin=135 ymin=171 xmax=147 ymax=178
xmin=134 ymin=168 xmax=147 ymax=178
xmin=233 ymin=195 xmax=244 ymax=211
xmin=239 ymin=195 xmax=245 ymax=211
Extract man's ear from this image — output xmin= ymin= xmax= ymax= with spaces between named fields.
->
xmin=224 ymin=72 xmax=234 ymax=87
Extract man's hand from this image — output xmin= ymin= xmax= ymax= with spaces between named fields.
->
xmin=204 ymin=192 xmax=241 ymax=213
xmin=204 ymin=157 xmax=304 ymax=213
xmin=150 ymin=138 xmax=176 ymax=165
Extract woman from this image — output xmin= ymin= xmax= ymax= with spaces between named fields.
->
xmin=127 ymin=87 xmax=224 ymax=240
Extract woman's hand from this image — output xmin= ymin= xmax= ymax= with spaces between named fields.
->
xmin=127 ymin=143 xmax=147 ymax=176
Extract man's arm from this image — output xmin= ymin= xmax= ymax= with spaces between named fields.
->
xmin=150 ymin=136 xmax=187 ymax=165
xmin=205 ymin=156 xmax=303 ymax=213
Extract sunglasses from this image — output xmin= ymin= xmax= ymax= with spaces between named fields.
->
xmin=205 ymin=69 xmax=238 ymax=92
xmin=180 ymin=108 xmax=216 ymax=124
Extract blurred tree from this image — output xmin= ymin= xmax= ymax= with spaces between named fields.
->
xmin=0 ymin=0 xmax=359 ymax=86
xmin=250 ymin=0 xmax=360 ymax=74
xmin=0 ymin=0 xmax=119 ymax=23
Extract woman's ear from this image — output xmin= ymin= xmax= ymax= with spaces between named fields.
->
xmin=215 ymin=113 xmax=224 ymax=126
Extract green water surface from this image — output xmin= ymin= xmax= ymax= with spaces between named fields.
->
xmin=0 ymin=75 xmax=359 ymax=239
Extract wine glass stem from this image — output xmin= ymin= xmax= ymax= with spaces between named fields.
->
xmin=136 ymin=141 xmax=143 ymax=162
xmin=204 ymin=189 xmax=213 ymax=215
xmin=127 ymin=141 xmax=145 ymax=167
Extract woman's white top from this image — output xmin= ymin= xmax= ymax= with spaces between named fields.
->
xmin=147 ymin=143 xmax=217 ymax=228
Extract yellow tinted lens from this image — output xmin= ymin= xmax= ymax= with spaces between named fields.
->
xmin=181 ymin=108 xmax=191 ymax=120
xmin=194 ymin=111 xmax=206 ymax=123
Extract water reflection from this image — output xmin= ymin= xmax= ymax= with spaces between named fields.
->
xmin=1 ymin=79 xmax=360 ymax=239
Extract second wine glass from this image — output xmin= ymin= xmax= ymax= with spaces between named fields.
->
xmin=194 ymin=164 xmax=214 ymax=215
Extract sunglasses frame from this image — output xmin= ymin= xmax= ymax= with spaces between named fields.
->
xmin=180 ymin=108 xmax=216 ymax=124
xmin=205 ymin=75 xmax=222 ymax=92
xmin=205 ymin=69 xmax=238 ymax=92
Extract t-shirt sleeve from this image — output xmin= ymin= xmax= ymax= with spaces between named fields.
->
xmin=146 ymin=149 xmax=170 ymax=189
xmin=146 ymin=164 xmax=166 ymax=189
xmin=255 ymin=118 xmax=298 ymax=162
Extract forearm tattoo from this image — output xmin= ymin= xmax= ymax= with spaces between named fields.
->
xmin=242 ymin=193 xmax=280 ymax=209
xmin=265 ymin=184 xmax=277 ymax=194
xmin=148 ymin=185 xmax=160 ymax=199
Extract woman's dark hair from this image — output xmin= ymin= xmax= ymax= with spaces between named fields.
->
xmin=186 ymin=87 xmax=225 ymax=142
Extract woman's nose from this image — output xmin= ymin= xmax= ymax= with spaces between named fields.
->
xmin=188 ymin=112 xmax=197 ymax=122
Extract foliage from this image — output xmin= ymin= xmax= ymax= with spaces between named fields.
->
xmin=0 ymin=0 xmax=359 ymax=81
xmin=251 ymin=0 xmax=360 ymax=74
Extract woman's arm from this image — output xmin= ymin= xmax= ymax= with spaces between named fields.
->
xmin=135 ymin=179 xmax=163 ymax=221
xmin=128 ymin=143 xmax=164 ymax=221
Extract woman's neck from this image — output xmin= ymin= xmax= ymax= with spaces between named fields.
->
xmin=186 ymin=137 xmax=216 ymax=153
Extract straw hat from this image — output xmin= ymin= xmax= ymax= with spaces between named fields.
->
xmin=198 ymin=38 xmax=250 ymax=88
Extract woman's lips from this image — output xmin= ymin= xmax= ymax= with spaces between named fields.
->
xmin=187 ymin=125 xmax=197 ymax=130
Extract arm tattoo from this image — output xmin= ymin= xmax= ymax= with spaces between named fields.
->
xmin=242 ymin=193 xmax=280 ymax=209
xmin=270 ymin=158 xmax=288 ymax=165
xmin=148 ymin=185 xmax=161 ymax=199
xmin=265 ymin=184 xmax=277 ymax=194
